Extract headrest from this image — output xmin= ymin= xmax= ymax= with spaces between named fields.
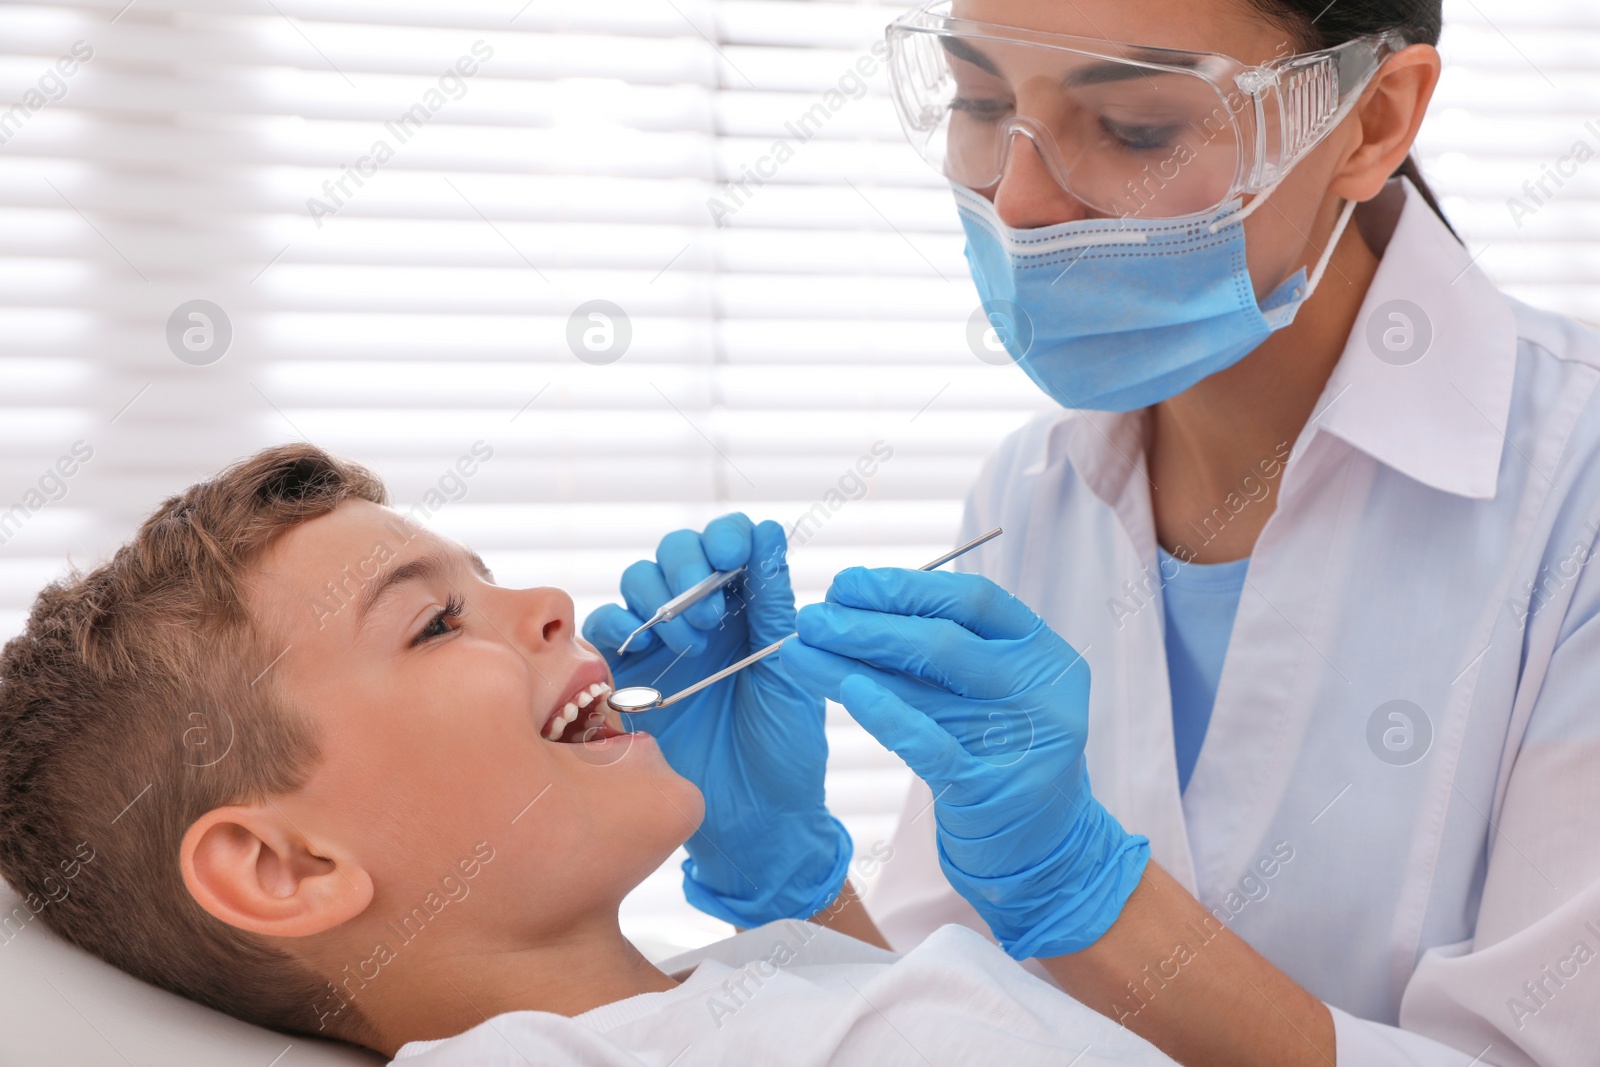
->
xmin=0 ymin=882 xmax=383 ymax=1065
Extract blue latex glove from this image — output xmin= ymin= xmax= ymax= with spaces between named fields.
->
xmin=583 ymin=514 xmax=851 ymax=927
xmin=778 ymin=567 xmax=1149 ymax=959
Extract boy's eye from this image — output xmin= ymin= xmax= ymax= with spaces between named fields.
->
xmin=412 ymin=594 xmax=464 ymax=647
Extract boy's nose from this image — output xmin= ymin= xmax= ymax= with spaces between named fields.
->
xmin=514 ymin=586 xmax=576 ymax=648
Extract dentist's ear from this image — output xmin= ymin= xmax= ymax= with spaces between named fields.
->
xmin=181 ymin=804 xmax=373 ymax=937
xmin=1332 ymin=43 xmax=1443 ymax=203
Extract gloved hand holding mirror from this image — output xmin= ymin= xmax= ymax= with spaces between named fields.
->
xmin=583 ymin=513 xmax=851 ymax=928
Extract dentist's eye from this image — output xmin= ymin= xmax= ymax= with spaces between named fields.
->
xmin=1100 ymin=117 xmax=1182 ymax=152
xmin=412 ymin=594 xmax=464 ymax=646
xmin=951 ymin=95 xmax=1013 ymax=123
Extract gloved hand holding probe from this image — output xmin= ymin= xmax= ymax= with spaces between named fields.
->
xmin=779 ymin=567 xmax=1149 ymax=959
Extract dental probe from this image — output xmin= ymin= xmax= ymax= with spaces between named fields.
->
xmin=607 ymin=527 xmax=1003 ymax=714
xmin=616 ymin=565 xmax=748 ymax=654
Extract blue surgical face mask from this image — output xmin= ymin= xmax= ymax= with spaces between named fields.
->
xmin=956 ymin=182 xmax=1358 ymax=412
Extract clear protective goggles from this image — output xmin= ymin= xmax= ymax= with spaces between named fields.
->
xmin=887 ymin=1 xmax=1405 ymax=219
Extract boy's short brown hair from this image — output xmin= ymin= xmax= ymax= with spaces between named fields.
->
xmin=0 ymin=443 xmax=388 ymax=1042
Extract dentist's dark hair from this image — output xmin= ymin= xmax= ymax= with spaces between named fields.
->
xmin=1248 ymin=0 xmax=1457 ymax=236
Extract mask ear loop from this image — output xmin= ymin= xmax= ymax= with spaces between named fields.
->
xmin=1207 ymin=177 xmax=1285 ymax=234
xmin=1208 ymin=178 xmax=1359 ymax=304
xmin=1297 ymin=197 xmax=1359 ymax=302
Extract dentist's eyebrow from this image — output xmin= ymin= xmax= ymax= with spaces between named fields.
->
xmin=355 ymin=547 xmax=494 ymax=633
xmin=937 ymin=33 xmax=1195 ymax=88
xmin=1062 ymin=49 xmax=1199 ymax=88
xmin=940 ymin=35 xmax=1001 ymax=76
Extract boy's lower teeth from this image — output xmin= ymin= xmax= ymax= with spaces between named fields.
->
xmin=559 ymin=711 xmax=612 ymax=744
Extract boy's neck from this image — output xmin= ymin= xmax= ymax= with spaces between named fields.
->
xmin=348 ymin=914 xmax=681 ymax=1057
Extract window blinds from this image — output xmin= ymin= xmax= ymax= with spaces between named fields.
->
xmin=0 ymin=0 xmax=1593 ymax=958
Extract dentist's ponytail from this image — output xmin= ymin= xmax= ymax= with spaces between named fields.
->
xmin=1251 ymin=0 xmax=1459 ymax=239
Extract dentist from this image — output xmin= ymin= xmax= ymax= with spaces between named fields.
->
xmin=590 ymin=0 xmax=1600 ymax=1064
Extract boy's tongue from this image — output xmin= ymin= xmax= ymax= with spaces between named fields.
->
xmin=556 ymin=707 xmax=626 ymax=744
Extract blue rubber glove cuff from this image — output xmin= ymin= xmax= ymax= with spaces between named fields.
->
xmin=940 ymin=799 xmax=1150 ymax=959
xmin=681 ymin=814 xmax=854 ymax=928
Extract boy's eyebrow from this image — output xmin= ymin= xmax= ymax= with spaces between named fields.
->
xmin=355 ymin=547 xmax=493 ymax=634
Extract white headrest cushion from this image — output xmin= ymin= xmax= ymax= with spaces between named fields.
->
xmin=0 ymin=882 xmax=382 ymax=1065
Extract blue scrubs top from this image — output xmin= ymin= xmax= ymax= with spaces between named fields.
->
xmin=1158 ymin=547 xmax=1250 ymax=793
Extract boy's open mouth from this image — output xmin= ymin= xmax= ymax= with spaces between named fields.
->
xmin=542 ymin=680 xmax=626 ymax=744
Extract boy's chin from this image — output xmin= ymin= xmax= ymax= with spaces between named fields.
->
xmin=676 ymin=777 xmax=706 ymax=826
xmin=656 ymin=775 xmax=706 ymax=843
xmin=651 ymin=772 xmax=704 ymax=829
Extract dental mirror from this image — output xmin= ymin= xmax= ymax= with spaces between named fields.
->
xmin=607 ymin=527 xmax=1003 ymax=715
xmin=608 ymin=685 xmax=677 ymax=713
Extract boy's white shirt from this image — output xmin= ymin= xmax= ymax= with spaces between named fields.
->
xmin=389 ymin=920 xmax=1175 ymax=1066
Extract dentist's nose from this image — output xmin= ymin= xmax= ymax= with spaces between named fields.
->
xmin=989 ymin=128 xmax=1095 ymax=230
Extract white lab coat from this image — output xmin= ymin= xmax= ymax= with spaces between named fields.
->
xmin=870 ymin=176 xmax=1600 ymax=1067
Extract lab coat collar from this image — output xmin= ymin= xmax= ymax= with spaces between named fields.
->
xmin=1023 ymin=176 xmax=1518 ymax=502
xmin=1307 ymin=175 xmax=1516 ymax=500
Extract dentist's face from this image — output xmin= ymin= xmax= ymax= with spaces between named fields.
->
xmin=248 ymin=500 xmax=703 ymax=945
xmin=952 ymin=0 xmax=1355 ymax=299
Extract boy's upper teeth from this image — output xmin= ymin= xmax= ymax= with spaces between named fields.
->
xmin=544 ymin=682 xmax=612 ymax=741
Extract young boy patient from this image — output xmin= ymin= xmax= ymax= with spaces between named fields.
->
xmin=0 ymin=444 xmax=1168 ymax=1065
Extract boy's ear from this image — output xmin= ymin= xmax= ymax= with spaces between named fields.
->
xmin=181 ymin=804 xmax=373 ymax=938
